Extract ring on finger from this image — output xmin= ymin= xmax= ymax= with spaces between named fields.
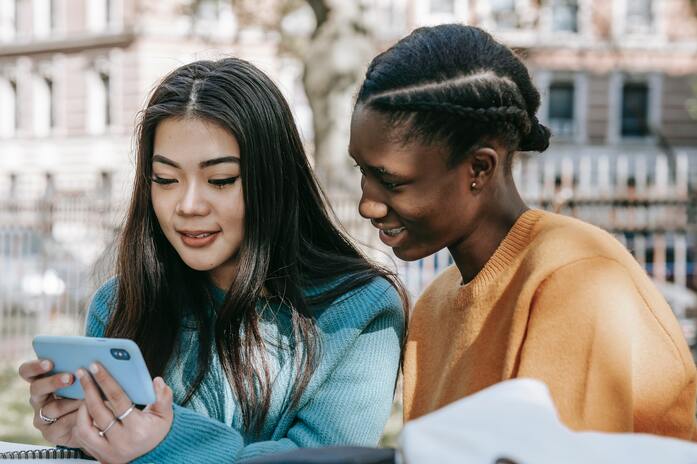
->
xmin=116 ymin=403 xmax=135 ymax=421
xmin=39 ymin=407 xmax=57 ymax=424
xmin=96 ymin=417 xmax=119 ymax=438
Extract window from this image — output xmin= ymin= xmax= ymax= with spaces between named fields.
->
xmin=44 ymin=172 xmax=55 ymax=198
xmin=626 ymin=0 xmax=653 ymax=33
xmin=9 ymin=173 xmax=17 ymax=198
xmin=11 ymin=79 xmax=18 ymax=130
xmin=49 ymin=0 xmax=57 ymax=31
xmin=0 ymin=0 xmax=17 ymax=41
xmin=87 ymin=69 xmax=111 ymax=134
xmin=0 ymin=78 xmax=17 ymax=137
xmin=88 ymin=0 xmax=117 ymax=31
xmin=430 ymin=0 xmax=454 ymax=14
xmin=490 ymin=0 xmax=517 ymax=28
xmin=196 ymin=0 xmax=222 ymax=22
xmin=193 ymin=0 xmax=235 ymax=39
xmin=99 ymin=171 xmax=113 ymax=200
xmin=101 ymin=72 xmax=111 ymax=127
xmin=33 ymin=75 xmax=54 ymax=136
xmin=548 ymin=82 xmax=575 ymax=137
xmin=371 ymin=0 xmax=406 ymax=39
xmin=551 ymin=0 xmax=578 ymax=32
xmin=46 ymin=78 xmax=54 ymax=128
xmin=621 ymin=83 xmax=649 ymax=137
xmin=33 ymin=0 xmax=51 ymax=37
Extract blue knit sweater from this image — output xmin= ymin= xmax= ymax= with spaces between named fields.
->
xmin=84 ymin=276 xmax=404 ymax=463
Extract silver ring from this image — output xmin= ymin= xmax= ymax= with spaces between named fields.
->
xmin=39 ymin=407 xmax=57 ymax=424
xmin=97 ymin=417 xmax=118 ymax=438
xmin=116 ymin=403 xmax=135 ymax=421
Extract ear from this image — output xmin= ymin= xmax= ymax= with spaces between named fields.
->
xmin=468 ymin=147 xmax=500 ymax=189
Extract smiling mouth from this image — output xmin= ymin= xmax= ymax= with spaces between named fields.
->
xmin=382 ymin=227 xmax=406 ymax=237
xmin=182 ymin=232 xmax=215 ymax=238
xmin=177 ymin=230 xmax=220 ymax=248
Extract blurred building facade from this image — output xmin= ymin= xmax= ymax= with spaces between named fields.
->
xmin=1 ymin=0 xmax=697 ymax=317
xmin=388 ymin=0 xmax=697 ymax=154
xmin=0 ymin=0 xmax=311 ymax=205
xmin=2 ymin=0 xmax=696 ymax=200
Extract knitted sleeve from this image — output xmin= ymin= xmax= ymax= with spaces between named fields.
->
xmin=84 ymin=278 xmax=117 ymax=338
xmin=132 ymin=283 xmax=405 ymax=463
xmin=517 ymin=256 xmax=697 ymax=437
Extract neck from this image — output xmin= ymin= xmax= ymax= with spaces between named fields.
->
xmin=449 ymin=185 xmax=528 ymax=285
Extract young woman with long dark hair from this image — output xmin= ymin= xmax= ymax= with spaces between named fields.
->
xmin=349 ymin=24 xmax=697 ymax=439
xmin=19 ymin=57 xmax=406 ymax=462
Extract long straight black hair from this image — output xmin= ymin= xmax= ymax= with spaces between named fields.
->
xmin=105 ymin=58 xmax=406 ymax=433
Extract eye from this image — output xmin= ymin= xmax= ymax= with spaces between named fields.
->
xmin=380 ymin=180 xmax=400 ymax=191
xmin=152 ymin=176 xmax=177 ymax=185
xmin=353 ymin=163 xmax=366 ymax=176
xmin=209 ymin=177 xmax=239 ymax=189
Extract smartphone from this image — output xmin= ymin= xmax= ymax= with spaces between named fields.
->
xmin=32 ymin=335 xmax=156 ymax=405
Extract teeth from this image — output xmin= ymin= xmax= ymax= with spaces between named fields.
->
xmin=383 ymin=227 xmax=405 ymax=237
xmin=186 ymin=232 xmax=212 ymax=238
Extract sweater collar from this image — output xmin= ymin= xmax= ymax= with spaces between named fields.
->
xmin=460 ymin=208 xmax=543 ymax=299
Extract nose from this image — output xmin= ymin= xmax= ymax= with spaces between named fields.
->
xmin=358 ymin=180 xmax=388 ymax=220
xmin=176 ymin=181 xmax=210 ymax=216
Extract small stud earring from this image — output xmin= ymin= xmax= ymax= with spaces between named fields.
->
xmin=470 ymin=181 xmax=477 ymax=190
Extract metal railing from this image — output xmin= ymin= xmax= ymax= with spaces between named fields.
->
xmin=1 ymin=152 xmax=696 ymax=361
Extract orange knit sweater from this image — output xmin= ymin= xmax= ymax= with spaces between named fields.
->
xmin=403 ymin=209 xmax=697 ymax=440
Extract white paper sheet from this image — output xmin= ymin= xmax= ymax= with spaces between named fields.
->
xmin=399 ymin=378 xmax=697 ymax=464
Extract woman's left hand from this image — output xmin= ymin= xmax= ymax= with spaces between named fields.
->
xmin=73 ymin=363 xmax=173 ymax=464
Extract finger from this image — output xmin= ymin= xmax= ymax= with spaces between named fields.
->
xmin=75 ymin=403 xmax=104 ymax=458
xmin=146 ymin=377 xmax=173 ymax=419
xmin=19 ymin=359 xmax=53 ymax=382
xmin=29 ymin=373 xmax=75 ymax=407
xmin=43 ymin=410 xmax=78 ymax=445
xmin=38 ymin=398 xmax=82 ymax=421
xmin=76 ymin=368 xmax=119 ymax=432
xmin=88 ymin=363 xmax=133 ymax=418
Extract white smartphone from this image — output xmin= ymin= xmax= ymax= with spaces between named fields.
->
xmin=32 ymin=335 xmax=156 ymax=405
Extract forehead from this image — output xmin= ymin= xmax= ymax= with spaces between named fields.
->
xmin=349 ymin=106 xmax=449 ymax=171
xmin=153 ymin=117 xmax=240 ymax=163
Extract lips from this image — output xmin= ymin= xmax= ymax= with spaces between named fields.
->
xmin=177 ymin=230 xmax=220 ymax=248
xmin=381 ymin=226 xmax=406 ymax=237
xmin=180 ymin=231 xmax=216 ymax=238
xmin=378 ymin=228 xmax=406 ymax=247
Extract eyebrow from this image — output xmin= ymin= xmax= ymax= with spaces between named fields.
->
xmin=366 ymin=164 xmax=403 ymax=179
xmin=349 ymin=151 xmax=404 ymax=179
xmin=152 ymin=154 xmax=240 ymax=169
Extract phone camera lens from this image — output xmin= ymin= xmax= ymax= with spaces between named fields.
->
xmin=110 ymin=348 xmax=131 ymax=360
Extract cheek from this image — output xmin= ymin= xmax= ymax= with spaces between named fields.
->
xmin=219 ymin=195 xmax=245 ymax=237
xmin=150 ymin=191 xmax=169 ymax=226
xmin=392 ymin=192 xmax=446 ymax=231
xmin=401 ymin=187 xmax=472 ymax=238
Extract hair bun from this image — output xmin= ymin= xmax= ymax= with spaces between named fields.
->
xmin=519 ymin=117 xmax=551 ymax=153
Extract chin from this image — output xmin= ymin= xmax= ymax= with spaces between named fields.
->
xmin=180 ymin=258 xmax=218 ymax=272
xmin=393 ymin=246 xmax=429 ymax=262
xmin=393 ymin=242 xmax=445 ymax=262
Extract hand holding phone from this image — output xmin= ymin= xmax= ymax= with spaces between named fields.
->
xmin=32 ymin=335 xmax=156 ymax=405
xmin=18 ymin=357 xmax=82 ymax=448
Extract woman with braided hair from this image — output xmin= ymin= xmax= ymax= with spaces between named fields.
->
xmin=349 ymin=24 xmax=697 ymax=439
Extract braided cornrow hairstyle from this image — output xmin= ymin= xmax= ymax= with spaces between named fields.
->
xmin=356 ymin=24 xmax=551 ymax=167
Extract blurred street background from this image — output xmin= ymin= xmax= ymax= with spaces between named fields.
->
xmin=1 ymin=0 xmax=697 ymax=446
